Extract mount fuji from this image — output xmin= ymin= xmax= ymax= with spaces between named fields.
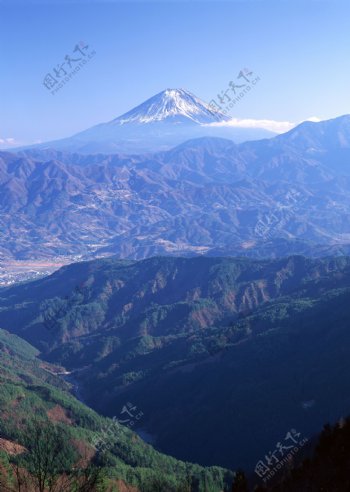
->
xmin=20 ymin=88 xmax=275 ymax=154
xmin=111 ymin=88 xmax=230 ymax=125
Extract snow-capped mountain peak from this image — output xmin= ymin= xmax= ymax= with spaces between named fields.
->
xmin=112 ymin=88 xmax=230 ymax=125
xmin=17 ymin=88 xmax=275 ymax=154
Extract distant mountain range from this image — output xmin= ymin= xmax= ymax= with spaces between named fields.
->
xmin=16 ymin=88 xmax=274 ymax=154
xmin=1 ymin=114 xmax=350 ymax=263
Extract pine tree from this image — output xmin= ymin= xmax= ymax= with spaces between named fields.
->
xmin=232 ymin=469 xmax=249 ymax=492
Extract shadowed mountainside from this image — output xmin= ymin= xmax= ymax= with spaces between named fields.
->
xmin=1 ymin=255 xmax=350 ymax=469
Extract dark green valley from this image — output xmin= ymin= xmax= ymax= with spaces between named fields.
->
xmin=1 ymin=255 xmax=350 ymax=474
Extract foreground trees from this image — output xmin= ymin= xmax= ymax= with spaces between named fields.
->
xmin=0 ymin=420 xmax=106 ymax=492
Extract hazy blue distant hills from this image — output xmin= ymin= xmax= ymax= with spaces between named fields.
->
xmin=1 ymin=114 xmax=350 ymax=262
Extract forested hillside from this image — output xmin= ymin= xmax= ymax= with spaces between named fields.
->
xmin=0 ymin=328 xmax=232 ymax=491
xmin=1 ymin=255 xmax=350 ymax=469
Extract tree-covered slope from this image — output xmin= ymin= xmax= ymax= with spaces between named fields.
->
xmin=1 ymin=255 xmax=350 ymax=471
xmin=0 ymin=328 xmax=232 ymax=491
xmin=1 ymin=255 xmax=349 ymax=352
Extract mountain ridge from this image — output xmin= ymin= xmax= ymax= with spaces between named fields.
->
xmin=2 ymin=115 xmax=350 ymax=266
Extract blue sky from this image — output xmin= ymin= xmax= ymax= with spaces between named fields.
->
xmin=1 ymin=0 xmax=350 ymax=146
